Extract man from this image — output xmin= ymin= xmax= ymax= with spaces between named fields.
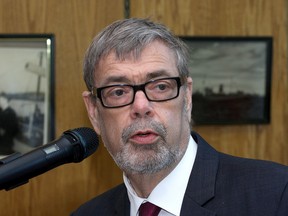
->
xmin=72 ymin=18 xmax=288 ymax=215
xmin=0 ymin=93 xmax=19 ymax=155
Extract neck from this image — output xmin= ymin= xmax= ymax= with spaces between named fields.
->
xmin=125 ymin=163 xmax=178 ymax=198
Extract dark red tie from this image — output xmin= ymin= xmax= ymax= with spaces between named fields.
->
xmin=139 ymin=202 xmax=161 ymax=216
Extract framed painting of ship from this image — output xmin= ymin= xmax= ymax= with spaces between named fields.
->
xmin=0 ymin=34 xmax=55 ymax=156
xmin=180 ymin=36 xmax=272 ymax=125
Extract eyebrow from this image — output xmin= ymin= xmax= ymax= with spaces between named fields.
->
xmin=101 ymin=76 xmax=130 ymax=86
xmin=99 ymin=69 xmax=174 ymax=87
xmin=146 ymin=70 xmax=172 ymax=80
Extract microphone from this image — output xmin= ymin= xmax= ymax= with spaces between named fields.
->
xmin=0 ymin=127 xmax=99 ymax=191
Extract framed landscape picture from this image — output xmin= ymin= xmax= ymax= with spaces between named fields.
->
xmin=181 ymin=37 xmax=273 ymax=125
xmin=0 ymin=34 xmax=55 ymax=156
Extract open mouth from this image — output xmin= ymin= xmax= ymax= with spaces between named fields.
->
xmin=137 ymin=132 xmax=151 ymax=136
xmin=130 ymin=130 xmax=158 ymax=144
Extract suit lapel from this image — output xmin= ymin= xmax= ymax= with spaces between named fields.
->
xmin=180 ymin=132 xmax=219 ymax=216
xmin=113 ymin=184 xmax=130 ymax=216
xmin=180 ymin=197 xmax=216 ymax=216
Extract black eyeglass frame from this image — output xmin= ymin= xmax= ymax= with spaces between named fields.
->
xmin=91 ymin=77 xmax=182 ymax=108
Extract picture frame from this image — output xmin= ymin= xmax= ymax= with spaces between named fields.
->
xmin=180 ymin=36 xmax=273 ymax=125
xmin=0 ymin=34 xmax=55 ymax=156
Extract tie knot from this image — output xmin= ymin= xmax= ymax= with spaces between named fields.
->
xmin=139 ymin=202 xmax=161 ymax=216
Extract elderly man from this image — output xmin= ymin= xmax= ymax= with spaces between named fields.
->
xmin=72 ymin=18 xmax=288 ymax=216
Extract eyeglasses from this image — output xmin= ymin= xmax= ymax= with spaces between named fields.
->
xmin=91 ymin=77 xmax=182 ymax=108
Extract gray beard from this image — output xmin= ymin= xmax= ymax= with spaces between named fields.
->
xmin=111 ymin=120 xmax=185 ymax=174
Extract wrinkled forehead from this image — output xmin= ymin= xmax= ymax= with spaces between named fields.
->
xmin=111 ymin=38 xmax=172 ymax=59
xmin=97 ymin=40 xmax=176 ymax=69
xmin=97 ymin=40 xmax=176 ymax=68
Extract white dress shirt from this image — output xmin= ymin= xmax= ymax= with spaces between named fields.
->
xmin=123 ymin=135 xmax=197 ymax=216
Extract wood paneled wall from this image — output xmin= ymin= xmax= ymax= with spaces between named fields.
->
xmin=0 ymin=0 xmax=287 ymax=215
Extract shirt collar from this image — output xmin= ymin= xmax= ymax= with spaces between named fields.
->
xmin=124 ymin=135 xmax=198 ymax=215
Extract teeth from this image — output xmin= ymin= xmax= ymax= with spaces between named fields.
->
xmin=139 ymin=133 xmax=148 ymax=136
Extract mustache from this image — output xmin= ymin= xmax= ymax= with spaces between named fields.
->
xmin=121 ymin=120 xmax=167 ymax=143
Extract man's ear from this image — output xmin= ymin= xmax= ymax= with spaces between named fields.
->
xmin=82 ymin=91 xmax=101 ymax=135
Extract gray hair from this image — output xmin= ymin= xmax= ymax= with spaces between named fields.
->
xmin=83 ymin=18 xmax=189 ymax=90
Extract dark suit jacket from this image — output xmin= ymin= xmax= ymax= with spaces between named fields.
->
xmin=71 ymin=132 xmax=288 ymax=216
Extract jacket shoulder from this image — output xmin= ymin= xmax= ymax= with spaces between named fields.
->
xmin=71 ymin=183 xmax=128 ymax=216
xmin=190 ymin=131 xmax=288 ymax=215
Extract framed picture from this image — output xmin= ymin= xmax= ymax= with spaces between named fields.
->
xmin=0 ymin=34 xmax=55 ymax=156
xmin=181 ymin=37 xmax=273 ymax=125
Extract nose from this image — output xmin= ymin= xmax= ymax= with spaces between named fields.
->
xmin=130 ymin=90 xmax=153 ymax=118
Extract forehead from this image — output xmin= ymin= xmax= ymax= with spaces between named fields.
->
xmin=95 ymin=41 xmax=178 ymax=84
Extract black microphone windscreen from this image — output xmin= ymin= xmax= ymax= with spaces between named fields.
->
xmin=64 ymin=127 xmax=99 ymax=161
